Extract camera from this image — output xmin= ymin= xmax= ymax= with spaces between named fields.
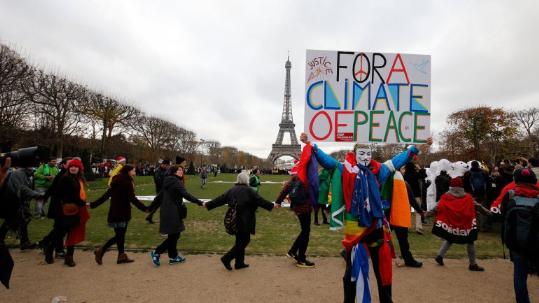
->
xmin=0 ymin=146 xmax=50 ymax=168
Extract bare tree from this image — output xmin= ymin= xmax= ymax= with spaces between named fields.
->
xmin=515 ymin=108 xmax=539 ymax=137
xmin=130 ymin=115 xmax=175 ymax=160
xmin=79 ymin=91 xmax=139 ymax=154
xmin=205 ymin=140 xmax=222 ymax=164
xmin=25 ymin=69 xmax=85 ymax=157
xmin=0 ymin=44 xmax=32 ymax=132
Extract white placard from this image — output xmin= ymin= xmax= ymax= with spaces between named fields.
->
xmin=305 ymin=50 xmax=431 ymax=143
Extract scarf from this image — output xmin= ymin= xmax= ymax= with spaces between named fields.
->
xmin=65 ymin=180 xmax=90 ymax=246
xmin=351 ymin=243 xmax=371 ymax=303
xmin=352 ymin=164 xmax=384 ymax=228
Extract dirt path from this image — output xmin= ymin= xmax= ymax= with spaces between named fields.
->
xmin=2 ymin=250 xmax=538 ymax=302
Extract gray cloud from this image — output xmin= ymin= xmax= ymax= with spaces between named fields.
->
xmin=1 ymin=0 xmax=537 ymax=157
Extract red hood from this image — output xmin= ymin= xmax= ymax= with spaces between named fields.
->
xmin=514 ymin=184 xmax=539 ymax=198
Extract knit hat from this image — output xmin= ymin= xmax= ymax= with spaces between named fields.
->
xmin=162 ymin=159 xmax=171 ymax=165
xmin=513 ymin=168 xmax=537 ymax=184
xmin=115 ymin=156 xmax=126 ymax=163
xmin=449 ymin=177 xmax=463 ymax=188
xmin=67 ymin=158 xmax=84 ymax=172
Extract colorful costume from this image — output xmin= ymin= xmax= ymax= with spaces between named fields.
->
xmin=313 ymin=144 xmax=419 ymax=303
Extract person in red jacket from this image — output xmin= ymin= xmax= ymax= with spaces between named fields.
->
xmin=427 ymin=177 xmax=490 ymax=271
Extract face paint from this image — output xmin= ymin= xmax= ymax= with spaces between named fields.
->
xmin=355 ymin=148 xmax=372 ymax=166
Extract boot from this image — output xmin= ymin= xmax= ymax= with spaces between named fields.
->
xmin=94 ymin=247 xmax=104 ymax=265
xmin=117 ymin=253 xmax=134 ymax=264
xmin=64 ymin=254 xmax=76 ymax=267
xmin=44 ymin=245 xmax=54 ymax=264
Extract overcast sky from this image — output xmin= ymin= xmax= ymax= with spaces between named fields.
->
xmin=1 ymin=0 xmax=537 ymax=158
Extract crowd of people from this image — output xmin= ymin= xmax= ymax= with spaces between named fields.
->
xmin=0 ymin=139 xmax=538 ymax=302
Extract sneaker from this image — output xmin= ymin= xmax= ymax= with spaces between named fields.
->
xmin=416 ymin=229 xmax=424 ymax=235
xmin=469 ymin=264 xmax=485 ymax=272
xmin=286 ymin=251 xmax=297 ymax=260
xmin=150 ymin=251 xmax=160 ymax=267
xmin=435 ymin=255 xmax=444 ymax=266
xmin=169 ymin=255 xmax=186 ymax=265
xmin=55 ymin=250 xmax=66 ymax=259
xmin=296 ymin=259 xmax=315 ymax=268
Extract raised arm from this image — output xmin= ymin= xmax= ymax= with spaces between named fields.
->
xmin=379 ymin=145 xmax=420 ymax=185
xmin=300 ymin=132 xmax=342 ymax=171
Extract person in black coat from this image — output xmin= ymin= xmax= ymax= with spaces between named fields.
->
xmin=149 ymin=165 xmax=203 ymax=267
xmin=403 ymin=162 xmax=424 ymax=234
xmin=435 ymin=170 xmax=451 ymax=202
xmin=0 ymin=157 xmax=14 ymax=289
xmin=39 ymin=158 xmax=70 ymax=258
xmin=91 ymin=165 xmax=148 ymax=265
xmin=205 ymin=172 xmax=275 ymax=270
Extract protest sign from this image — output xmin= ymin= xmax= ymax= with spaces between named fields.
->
xmin=304 ymin=50 xmax=431 ymax=143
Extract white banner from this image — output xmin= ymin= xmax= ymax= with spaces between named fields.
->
xmin=304 ymin=50 xmax=431 ymax=143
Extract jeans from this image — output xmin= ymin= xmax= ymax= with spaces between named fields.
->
xmin=155 ymin=233 xmax=180 ymax=258
xmin=223 ymin=232 xmax=251 ymax=266
xmin=438 ymin=241 xmax=477 ymax=265
xmin=35 ymin=188 xmax=48 ymax=217
xmin=512 ymin=252 xmax=530 ymax=303
xmin=414 ymin=197 xmax=423 ymax=231
xmin=290 ymin=213 xmax=311 ymax=261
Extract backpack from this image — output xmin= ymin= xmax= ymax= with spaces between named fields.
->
xmin=469 ymin=170 xmax=486 ymax=195
xmin=224 ymin=199 xmax=238 ymax=235
xmin=503 ymin=191 xmax=539 ymax=259
xmin=288 ymin=178 xmax=306 ymax=207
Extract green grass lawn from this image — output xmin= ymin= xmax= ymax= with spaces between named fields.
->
xmin=9 ymin=173 xmax=506 ymax=259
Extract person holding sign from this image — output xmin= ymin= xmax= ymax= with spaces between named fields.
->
xmin=302 ymin=132 xmax=430 ymax=303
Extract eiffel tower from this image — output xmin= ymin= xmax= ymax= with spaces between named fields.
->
xmin=267 ymin=56 xmax=301 ymax=165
